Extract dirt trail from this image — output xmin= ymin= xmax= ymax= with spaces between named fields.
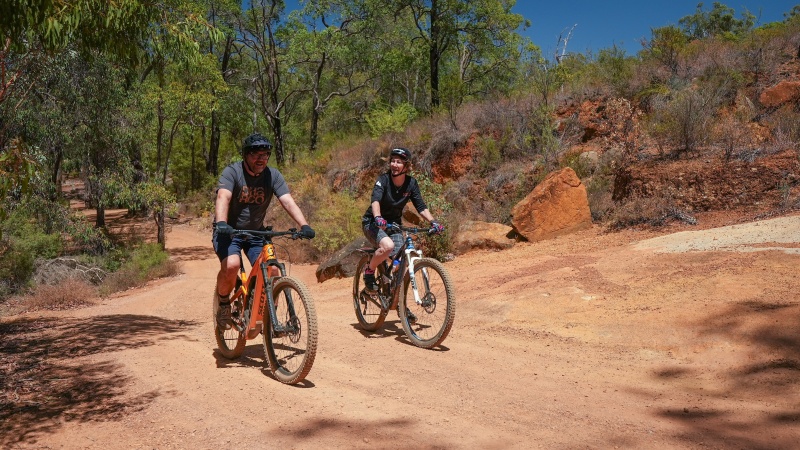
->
xmin=2 ymin=214 xmax=800 ymax=449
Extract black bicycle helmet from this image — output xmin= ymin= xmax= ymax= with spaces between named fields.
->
xmin=390 ymin=147 xmax=412 ymax=161
xmin=241 ymin=133 xmax=272 ymax=158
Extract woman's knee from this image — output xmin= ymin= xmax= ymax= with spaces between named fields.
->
xmin=379 ymin=237 xmax=394 ymax=252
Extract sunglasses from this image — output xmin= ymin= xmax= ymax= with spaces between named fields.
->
xmin=248 ymin=151 xmax=271 ymax=160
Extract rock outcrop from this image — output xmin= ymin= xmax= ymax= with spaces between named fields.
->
xmin=511 ymin=167 xmax=593 ymax=241
xmin=759 ymin=80 xmax=800 ymax=108
xmin=315 ymin=236 xmax=370 ymax=283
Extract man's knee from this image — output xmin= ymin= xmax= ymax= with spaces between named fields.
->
xmin=220 ymin=256 xmax=241 ymax=277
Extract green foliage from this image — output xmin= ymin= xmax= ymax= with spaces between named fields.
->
xmin=560 ymin=152 xmax=593 ymax=179
xmin=646 ymin=86 xmax=721 ymax=155
xmin=642 ymin=25 xmax=690 ymax=74
xmin=98 ymin=243 xmax=178 ymax=296
xmin=310 ymin=193 xmax=363 ymax=256
xmin=0 ymin=139 xmax=37 ymax=230
xmin=365 ymin=103 xmax=419 ymax=138
xmin=532 ymin=105 xmax=561 ymax=169
xmin=590 ymin=45 xmax=637 ymax=96
xmin=584 ymin=174 xmax=614 ymax=222
xmin=678 ymin=2 xmax=755 ymax=40
xmin=0 ymin=207 xmax=63 ymax=296
xmin=415 ymin=172 xmax=453 ymax=261
xmin=478 ymin=135 xmax=502 ymax=175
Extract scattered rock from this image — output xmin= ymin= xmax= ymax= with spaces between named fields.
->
xmin=452 ymin=220 xmax=515 ymax=254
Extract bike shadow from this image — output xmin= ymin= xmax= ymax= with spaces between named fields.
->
xmin=350 ymin=321 xmax=451 ymax=352
xmin=212 ymin=345 xmax=316 ymax=388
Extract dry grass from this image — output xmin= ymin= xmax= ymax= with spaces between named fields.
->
xmin=99 ymin=260 xmax=179 ymax=296
xmin=2 ymin=278 xmax=97 ymax=316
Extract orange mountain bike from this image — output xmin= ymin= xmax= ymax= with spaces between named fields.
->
xmin=212 ymin=227 xmax=317 ymax=385
xmin=353 ymin=223 xmax=456 ymax=349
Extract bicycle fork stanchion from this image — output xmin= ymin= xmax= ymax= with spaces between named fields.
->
xmin=261 ymin=260 xmax=299 ymax=337
xmin=404 ymin=238 xmax=425 ymax=306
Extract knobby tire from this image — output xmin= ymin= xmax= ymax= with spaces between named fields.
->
xmin=213 ymin=282 xmax=246 ymax=359
xmin=263 ymin=276 xmax=318 ymax=385
xmin=353 ymin=254 xmax=389 ymax=331
xmin=400 ymin=258 xmax=456 ymax=348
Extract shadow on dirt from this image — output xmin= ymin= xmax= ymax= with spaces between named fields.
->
xmin=168 ymin=245 xmax=216 ymax=262
xmin=269 ymin=417 xmax=447 ymax=447
xmin=650 ymin=300 xmax=800 ymax=448
xmin=349 ymin=321 xmax=451 ymax=351
xmin=0 ymin=314 xmax=199 ymax=446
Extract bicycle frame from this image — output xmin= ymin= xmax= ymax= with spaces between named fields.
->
xmin=381 ymin=225 xmax=430 ymax=309
xmin=229 ymin=232 xmax=298 ymax=340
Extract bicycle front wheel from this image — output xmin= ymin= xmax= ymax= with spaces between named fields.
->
xmin=400 ymin=258 xmax=456 ymax=349
xmin=353 ymin=254 xmax=388 ymax=331
xmin=213 ymin=283 xmax=246 ymax=359
xmin=263 ymin=276 xmax=318 ymax=384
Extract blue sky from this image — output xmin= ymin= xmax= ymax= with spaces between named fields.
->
xmin=512 ymin=1 xmax=800 ymax=57
xmin=283 ymin=1 xmax=799 ymax=56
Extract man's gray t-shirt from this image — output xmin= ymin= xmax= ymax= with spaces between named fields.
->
xmin=216 ymin=162 xmax=289 ymax=230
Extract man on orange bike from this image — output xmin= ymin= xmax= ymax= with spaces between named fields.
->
xmin=212 ymin=133 xmax=315 ymax=329
xmin=361 ymin=147 xmax=444 ymax=303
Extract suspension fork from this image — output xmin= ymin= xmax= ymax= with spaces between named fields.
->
xmin=261 ymin=260 xmax=297 ymax=334
xmin=404 ymin=248 xmax=426 ymax=305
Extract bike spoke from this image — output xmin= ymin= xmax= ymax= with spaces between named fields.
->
xmin=401 ymin=258 xmax=456 ymax=348
xmin=263 ymin=278 xmax=317 ymax=384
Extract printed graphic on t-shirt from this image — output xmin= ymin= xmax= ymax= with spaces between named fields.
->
xmin=238 ymin=186 xmax=266 ymax=204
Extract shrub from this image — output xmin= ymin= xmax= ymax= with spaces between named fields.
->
xmin=415 ymin=173 xmax=454 ymax=261
xmin=646 ymin=87 xmax=717 ymax=155
xmin=0 ymin=213 xmax=63 ymax=297
xmin=365 ymin=103 xmax=418 ymax=138
xmin=478 ymin=135 xmax=502 ymax=175
xmin=307 ymin=192 xmax=363 ymax=257
xmin=766 ymin=107 xmax=800 ymax=153
xmin=18 ymin=278 xmax=97 ymax=312
xmin=99 ymin=243 xmax=179 ymax=296
xmin=585 ymin=175 xmax=615 ymax=222
xmin=607 ymin=192 xmax=696 ymax=229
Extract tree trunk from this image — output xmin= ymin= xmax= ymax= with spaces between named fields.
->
xmin=309 ymin=53 xmax=326 ymax=152
xmin=191 ymin=133 xmax=197 ymax=191
xmin=208 ymin=36 xmax=232 ymax=177
xmin=429 ymin=0 xmax=441 ymax=108
xmin=156 ymin=208 xmax=166 ymax=249
xmin=208 ymin=112 xmax=220 ymax=176
xmin=272 ymin=116 xmax=285 ymax=166
xmin=156 ymin=96 xmax=165 ymax=173
xmin=96 ymin=205 xmax=105 ymax=228
xmin=51 ymin=145 xmax=63 ymax=200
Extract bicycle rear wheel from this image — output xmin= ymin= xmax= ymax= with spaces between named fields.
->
xmin=400 ymin=258 xmax=456 ymax=349
xmin=263 ymin=276 xmax=318 ymax=384
xmin=353 ymin=255 xmax=388 ymax=331
xmin=213 ymin=282 xmax=246 ymax=359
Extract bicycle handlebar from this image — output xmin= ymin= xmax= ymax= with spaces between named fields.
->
xmin=230 ymin=228 xmax=312 ymax=240
xmin=387 ymin=223 xmax=437 ymax=235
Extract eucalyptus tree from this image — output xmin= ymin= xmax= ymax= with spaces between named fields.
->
xmin=0 ymin=0 xmax=159 ymax=219
xmin=396 ymin=0 xmax=526 ymax=108
xmin=294 ymin=0 xmax=384 ymax=151
xmin=204 ymin=0 xmax=242 ymax=176
xmin=1 ymin=0 xmax=221 ymax=233
xmin=236 ymin=0 xmax=305 ymax=165
xmin=678 ymin=2 xmax=755 ymax=40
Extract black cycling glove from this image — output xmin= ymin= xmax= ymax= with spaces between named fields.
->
xmin=215 ymin=221 xmax=234 ymax=235
xmin=300 ymin=224 xmax=316 ymax=239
